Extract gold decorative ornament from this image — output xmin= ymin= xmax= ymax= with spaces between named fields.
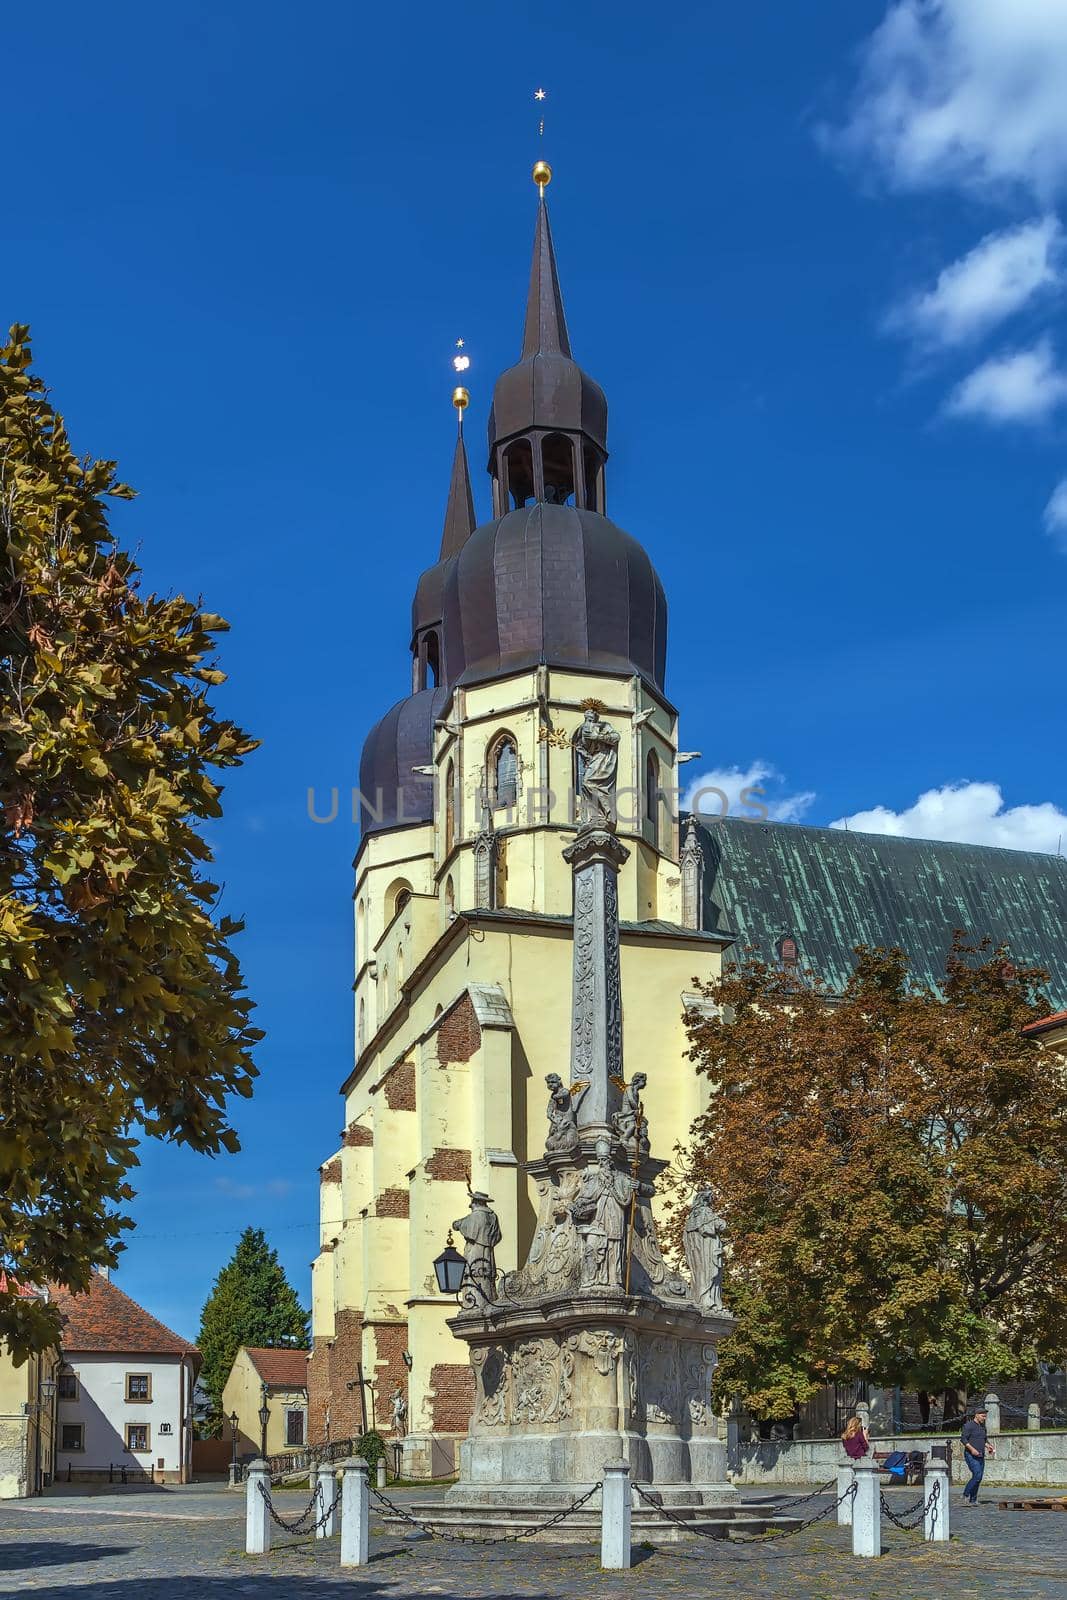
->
xmin=579 ymin=696 xmax=605 ymax=713
xmin=452 ymin=385 xmax=470 ymax=415
xmin=537 ymin=723 xmax=570 ymax=748
xmin=532 ymin=160 xmax=552 ymax=192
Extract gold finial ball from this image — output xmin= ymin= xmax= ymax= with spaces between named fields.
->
xmin=452 ymin=385 xmax=470 ymax=413
xmin=532 ymin=160 xmax=552 ymax=191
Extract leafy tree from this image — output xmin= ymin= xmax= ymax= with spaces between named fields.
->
xmin=0 ymin=326 xmax=260 ymax=1359
xmin=669 ymin=937 xmax=1067 ymax=1419
xmin=198 ymin=1227 xmax=310 ymax=1426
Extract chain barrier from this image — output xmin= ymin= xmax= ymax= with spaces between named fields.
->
xmin=769 ymin=1476 xmax=836 ymax=1511
xmin=893 ymin=1414 xmax=967 ymax=1432
xmin=368 ymin=1481 xmax=602 ymax=1545
xmin=631 ymin=1478 xmax=857 ymax=1545
xmin=879 ymin=1476 xmax=939 ymax=1533
xmin=1000 ymin=1401 xmax=1067 ymax=1423
xmin=257 ymin=1478 xmax=342 ymax=1538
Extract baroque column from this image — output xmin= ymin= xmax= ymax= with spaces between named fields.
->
xmin=561 ymin=827 xmax=630 ymax=1142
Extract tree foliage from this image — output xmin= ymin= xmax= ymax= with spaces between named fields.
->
xmin=670 ymin=938 xmax=1067 ymax=1418
xmin=197 ymin=1226 xmax=309 ymax=1427
xmin=0 ymin=326 xmax=260 ymax=1359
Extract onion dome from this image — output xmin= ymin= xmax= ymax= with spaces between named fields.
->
xmin=440 ymin=502 xmax=667 ymax=691
xmin=358 ymin=685 xmax=448 ymax=835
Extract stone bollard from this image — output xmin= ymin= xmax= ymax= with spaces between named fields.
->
xmin=601 ymin=1460 xmax=632 ymax=1570
xmin=376 ymin=1458 xmax=387 ymax=1490
xmin=315 ymin=1463 xmax=339 ymax=1539
xmin=245 ymin=1458 xmax=270 ymax=1555
xmin=837 ymin=1459 xmax=855 ymax=1526
xmin=1028 ymin=1403 xmax=1041 ymax=1431
xmin=851 ymin=1460 xmax=881 ymax=1559
xmin=340 ymin=1458 xmax=370 ymax=1567
xmin=984 ymin=1393 xmax=1001 ymax=1434
xmin=923 ymin=1457 xmax=950 ymax=1543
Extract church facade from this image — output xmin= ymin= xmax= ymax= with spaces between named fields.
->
xmin=308 ymin=174 xmax=1067 ymax=1470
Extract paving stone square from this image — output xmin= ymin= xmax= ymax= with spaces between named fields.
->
xmin=1 ymin=1484 xmax=1064 ymax=1599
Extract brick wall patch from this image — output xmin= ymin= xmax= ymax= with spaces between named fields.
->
xmin=429 ymin=1362 xmax=475 ymax=1433
xmin=382 ymin=1061 xmax=417 ymax=1111
xmin=425 ymin=1148 xmax=471 ymax=1183
xmin=375 ymin=1187 xmax=410 ymax=1218
xmin=437 ymin=994 xmax=481 ymax=1064
xmin=343 ymin=1121 xmax=373 ymax=1148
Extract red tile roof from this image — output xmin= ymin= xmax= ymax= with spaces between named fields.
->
xmin=0 ymin=1271 xmax=39 ymax=1298
xmin=244 ymin=1346 xmax=310 ymax=1388
xmin=1022 ymin=1009 xmax=1067 ymax=1036
xmin=50 ymin=1273 xmax=198 ymax=1360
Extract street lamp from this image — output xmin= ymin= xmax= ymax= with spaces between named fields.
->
xmin=229 ymin=1410 xmax=239 ymax=1470
xmin=258 ymin=1387 xmax=270 ymax=1461
xmin=433 ymin=1232 xmax=466 ymax=1296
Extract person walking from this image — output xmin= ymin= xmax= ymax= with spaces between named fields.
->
xmin=961 ymin=1406 xmax=991 ymax=1504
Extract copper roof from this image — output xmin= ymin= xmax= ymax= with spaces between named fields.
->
xmin=1021 ymin=1008 xmax=1067 ymax=1036
xmin=244 ymin=1346 xmax=310 ymax=1388
xmin=50 ymin=1273 xmax=198 ymax=1359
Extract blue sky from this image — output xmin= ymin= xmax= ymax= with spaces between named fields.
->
xmin=8 ymin=1 xmax=1067 ymax=1338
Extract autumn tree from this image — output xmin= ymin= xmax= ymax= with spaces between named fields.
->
xmin=197 ymin=1227 xmax=309 ymax=1428
xmin=670 ymin=938 xmax=1067 ymax=1419
xmin=0 ymin=326 xmax=260 ymax=1358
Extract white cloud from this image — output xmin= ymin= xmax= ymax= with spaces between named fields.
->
xmin=835 ymin=0 xmax=1067 ymax=200
xmin=944 ymin=337 xmax=1067 ymax=423
xmin=831 ymin=781 xmax=1067 ymax=853
xmin=1043 ymin=477 xmax=1067 ymax=551
xmin=888 ymin=217 xmax=1064 ymax=345
xmin=684 ymin=761 xmax=815 ymax=825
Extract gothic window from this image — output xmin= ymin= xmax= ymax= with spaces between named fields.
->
xmin=444 ymin=760 xmax=456 ymax=854
xmin=488 ymin=733 xmax=518 ymax=810
xmin=541 ymin=432 xmax=576 ymax=505
xmin=504 ymin=438 xmax=535 ymax=508
xmin=397 ymin=946 xmax=405 ymax=990
xmin=444 ymin=875 xmax=455 ymax=917
xmin=381 ymin=965 xmax=390 ymax=1016
xmin=358 ymin=998 xmax=366 ymax=1052
xmin=646 ymin=750 xmax=661 ymax=847
xmin=386 ymin=880 xmax=412 ymax=921
xmin=356 ymin=899 xmax=366 ymax=964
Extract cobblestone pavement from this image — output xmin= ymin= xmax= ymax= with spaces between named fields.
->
xmin=1 ymin=1486 xmax=1064 ymax=1599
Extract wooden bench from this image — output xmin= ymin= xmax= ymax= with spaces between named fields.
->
xmin=872 ymin=1449 xmax=925 ymax=1487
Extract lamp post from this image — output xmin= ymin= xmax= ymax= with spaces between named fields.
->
xmin=229 ymin=1410 xmax=239 ymax=1471
xmin=258 ymin=1387 xmax=270 ymax=1462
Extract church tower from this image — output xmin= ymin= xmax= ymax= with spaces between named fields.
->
xmin=308 ymin=168 xmax=729 ymax=1472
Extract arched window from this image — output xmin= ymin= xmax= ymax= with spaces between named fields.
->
xmin=646 ymin=751 xmax=661 ymax=848
xmin=444 ymin=760 xmax=456 ymax=855
xmin=583 ymin=444 xmax=604 ymax=512
xmin=542 ymin=433 xmax=576 ymax=505
xmin=385 ymin=878 xmax=413 ymax=922
xmin=444 ymin=875 xmax=455 ymax=918
xmin=357 ymin=997 xmax=366 ymax=1052
xmin=424 ymin=631 xmax=440 ymax=688
xmin=488 ymin=733 xmax=518 ymax=810
xmin=356 ymin=899 xmax=366 ymax=964
xmin=504 ymin=439 xmax=535 ymax=508
xmin=397 ymin=946 xmax=405 ymax=990
xmin=381 ymin=965 xmax=390 ymax=1016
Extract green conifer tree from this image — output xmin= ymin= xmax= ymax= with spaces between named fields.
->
xmin=197 ymin=1227 xmax=309 ymax=1428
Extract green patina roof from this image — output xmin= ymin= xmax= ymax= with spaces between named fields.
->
xmin=698 ymin=817 xmax=1067 ymax=1009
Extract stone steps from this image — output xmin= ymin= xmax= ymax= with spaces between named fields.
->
xmin=375 ymin=1500 xmax=804 ymax=1544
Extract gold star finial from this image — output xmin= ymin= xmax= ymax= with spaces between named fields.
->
xmin=452 ymin=337 xmax=470 ymax=374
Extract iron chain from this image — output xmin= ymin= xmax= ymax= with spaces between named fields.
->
xmin=879 ymin=1476 xmax=939 ymax=1532
xmin=631 ymin=1477 xmax=857 ymax=1544
xmin=368 ymin=1481 xmax=602 ymax=1545
xmin=257 ymin=1478 xmax=341 ymax=1537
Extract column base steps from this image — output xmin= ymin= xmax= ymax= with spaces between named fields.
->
xmin=374 ymin=1500 xmax=804 ymax=1545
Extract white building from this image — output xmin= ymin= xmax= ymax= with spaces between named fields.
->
xmin=50 ymin=1270 xmax=199 ymax=1485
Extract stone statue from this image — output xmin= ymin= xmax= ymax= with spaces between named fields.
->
xmin=684 ymin=1187 xmax=726 ymax=1311
xmin=612 ymin=1071 xmax=648 ymax=1150
xmin=572 ymin=708 xmax=620 ymax=830
xmin=570 ymin=1142 xmax=642 ymax=1289
xmin=544 ymin=1072 xmax=585 ymax=1155
xmin=390 ymin=1385 xmax=407 ymax=1436
xmin=453 ymin=1191 xmax=502 ymax=1303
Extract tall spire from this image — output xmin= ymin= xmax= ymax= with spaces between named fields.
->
xmin=521 ymin=195 xmax=572 ymax=360
xmin=439 ymin=424 xmax=476 ymax=559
